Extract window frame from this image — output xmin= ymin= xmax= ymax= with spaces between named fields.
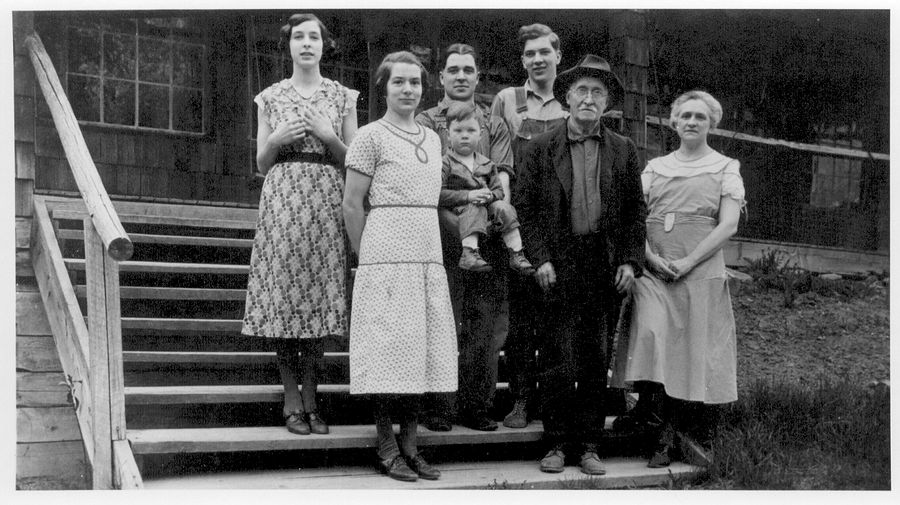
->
xmin=62 ymin=16 xmax=209 ymax=137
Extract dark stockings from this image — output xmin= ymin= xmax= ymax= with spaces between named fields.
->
xmin=373 ymin=395 xmax=421 ymax=461
xmin=275 ymin=338 xmax=324 ymax=417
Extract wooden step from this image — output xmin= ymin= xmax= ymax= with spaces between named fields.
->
xmin=58 ymin=229 xmax=254 ymax=248
xmin=118 ymin=317 xmax=241 ymax=333
xmin=123 ymin=350 xmax=345 ymax=364
xmin=125 ymin=383 xmax=509 ymax=405
xmin=65 ymin=258 xmax=249 ymax=275
xmin=129 ymin=423 xmax=548 ymax=455
xmin=141 ymin=457 xmax=699 ymax=490
xmin=51 ymin=208 xmax=256 ymax=230
xmin=121 ymin=317 xmax=241 ymax=332
xmin=45 ymin=197 xmax=258 ymax=225
xmin=123 ymin=350 xmax=503 ymax=364
xmin=76 ymin=286 xmax=247 ymax=300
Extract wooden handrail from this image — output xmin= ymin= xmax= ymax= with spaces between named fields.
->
xmin=25 ymin=33 xmax=133 ymax=261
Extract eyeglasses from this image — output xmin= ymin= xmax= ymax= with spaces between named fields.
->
xmin=572 ymin=87 xmax=608 ymax=100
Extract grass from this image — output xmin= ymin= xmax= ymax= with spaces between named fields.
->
xmin=691 ymin=378 xmax=890 ymax=489
xmin=486 ymin=379 xmax=890 ymax=490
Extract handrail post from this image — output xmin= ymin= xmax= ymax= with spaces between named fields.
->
xmin=84 ymin=218 xmax=126 ymax=489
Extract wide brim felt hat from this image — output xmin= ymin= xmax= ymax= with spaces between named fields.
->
xmin=554 ymin=54 xmax=625 ymax=108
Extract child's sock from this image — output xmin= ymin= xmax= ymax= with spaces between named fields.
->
xmin=462 ymin=234 xmax=479 ymax=250
xmin=502 ymin=229 xmax=523 ymax=252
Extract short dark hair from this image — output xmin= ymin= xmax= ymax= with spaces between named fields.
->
xmin=280 ymin=14 xmax=335 ymax=57
xmin=373 ymin=51 xmax=429 ymax=99
xmin=445 ymin=101 xmax=477 ymax=126
xmin=518 ymin=23 xmax=560 ymax=52
xmin=442 ymin=43 xmax=479 ymax=70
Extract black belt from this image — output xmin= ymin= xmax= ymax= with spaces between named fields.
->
xmin=275 ymin=151 xmax=338 ymax=166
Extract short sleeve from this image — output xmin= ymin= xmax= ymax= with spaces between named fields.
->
xmin=721 ymin=159 xmax=746 ymax=208
xmin=253 ymin=90 xmax=271 ymax=128
xmin=345 ymin=127 xmax=378 ymax=177
xmin=640 ymin=164 xmax=654 ymax=197
xmin=341 ymin=87 xmax=360 ymax=118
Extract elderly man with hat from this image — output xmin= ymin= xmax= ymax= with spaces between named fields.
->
xmin=511 ymin=54 xmax=647 ymax=474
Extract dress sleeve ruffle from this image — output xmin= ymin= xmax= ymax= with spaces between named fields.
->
xmin=345 ymin=126 xmax=378 ymax=177
xmin=721 ymin=159 xmax=747 ymax=210
xmin=341 ymin=87 xmax=360 ymax=118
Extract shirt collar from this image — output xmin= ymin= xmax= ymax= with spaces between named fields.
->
xmin=437 ymin=96 xmax=477 ymax=114
xmin=447 ymin=150 xmax=491 ymax=167
xmin=523 ymin=79 xmax=557 ymax=105
xmin=567 ymin=117 xmax=604 ymax=143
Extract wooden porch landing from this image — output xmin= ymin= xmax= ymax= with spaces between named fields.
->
xmin=142 ymin=457 xmax=698 ymax=490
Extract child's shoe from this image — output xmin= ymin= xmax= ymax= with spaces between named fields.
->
xmin=508 ymin=249 xmax=535 ymax=275
xmin=460 ymin=247 xmax=493 ymax=272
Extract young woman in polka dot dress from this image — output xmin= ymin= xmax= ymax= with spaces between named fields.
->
xmin=242 ymin=14 xmax=358 ymax=437
xmin=343 ymin=52 xmax=458 ymax=482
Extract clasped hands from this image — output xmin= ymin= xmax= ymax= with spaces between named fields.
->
xmin=648 ymin=253 xmax=694 ymax=282
xmin=467 ymin=188 xmax=494 ymax=205
xmin=269 ymin=107 xmax=335 ymax=146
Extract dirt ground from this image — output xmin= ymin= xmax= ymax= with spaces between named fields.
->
xmin=732 ymin=280 xmax=890 ymax=394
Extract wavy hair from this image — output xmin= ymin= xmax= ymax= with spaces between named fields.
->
xmin=669 ymin=90 xmax=723 ymax=130
xmin=373 ymin=51 xmax=429 ymax=99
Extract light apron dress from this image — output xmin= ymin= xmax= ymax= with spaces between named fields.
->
xmin=613 ymin=150 xmax=745 ymax=404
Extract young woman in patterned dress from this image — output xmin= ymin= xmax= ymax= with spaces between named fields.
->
xmin=343 ymin=52 xmax=458 ymax=482
xmin=242 ymin=13 xmax=358 ymax=436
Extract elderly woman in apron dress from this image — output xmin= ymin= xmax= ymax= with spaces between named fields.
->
xmin=614 ymin=90 xmax=745 ymax=468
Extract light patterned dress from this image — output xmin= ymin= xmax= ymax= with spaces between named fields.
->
xmin=242 ymin=78 xmax=359 ymax=340
xmin=615 ymin=150 xmax=745 ymax=404
xmin=345 ymin=120 xmax=459 ymax=395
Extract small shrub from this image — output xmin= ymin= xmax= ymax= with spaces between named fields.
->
xmin=743 ymin=248 xmax=879 ymax=306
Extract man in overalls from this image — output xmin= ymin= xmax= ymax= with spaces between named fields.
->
xmin=416 ymin=43 xmax=514 ymax=432
xmin=488 ymin=23 xmax=569 ymax=429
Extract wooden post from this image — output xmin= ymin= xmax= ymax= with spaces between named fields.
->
xmin=609 ymin=10 xmax=650 ymax=155
xmin=84 ymin=218 xmax=125 ymax=489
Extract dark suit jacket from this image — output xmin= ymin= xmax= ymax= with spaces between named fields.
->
xmin=512 ymin=121 xmax=647 ymax=276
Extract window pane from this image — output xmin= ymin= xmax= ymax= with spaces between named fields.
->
xmin=103 ymin=33 xmax=136 ymax=79
xmin=99 ymin=18 xmax=137 ymax=34
xmin=850 ymin=161 xmax=862 ymax=181
xmin=68 ymin=27 xmax=100 ymax=75
xmin=139 ymin=37 xmax=172 ymax=84
xmin=104 ymin=79 xmax=135 ymax=126
xmin=68 ymin=74 xmax=101 ymax=122
xmin=173 ymin=87 xmax=203 ymax=132
xmin=848 ymin=176 xmax=861 ymax=203
xmin=139 ymin=83 xmax=170 ymax=129
xmin=138 ymin=18 xmax=172 ymax=39
xmin=173 ymin=43 xmax=203 ymax=87
xmin=833 ymin=156 xmax=850 ymax=176
xmin=816 ymin=157 xmax=834 ymax=178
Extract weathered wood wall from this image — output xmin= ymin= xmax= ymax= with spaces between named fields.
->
xmin=16 ymin=285 xmax=90 ymax=489
xmin=15 ymin=12 xmax=90 ymax=490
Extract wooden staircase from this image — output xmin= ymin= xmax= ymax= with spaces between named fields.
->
xmin=44 ymin=196 xmax=700 ymax=489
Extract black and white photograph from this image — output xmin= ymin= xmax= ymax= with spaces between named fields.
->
xmin=5 ymin=0 xmax=894 ymax=498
